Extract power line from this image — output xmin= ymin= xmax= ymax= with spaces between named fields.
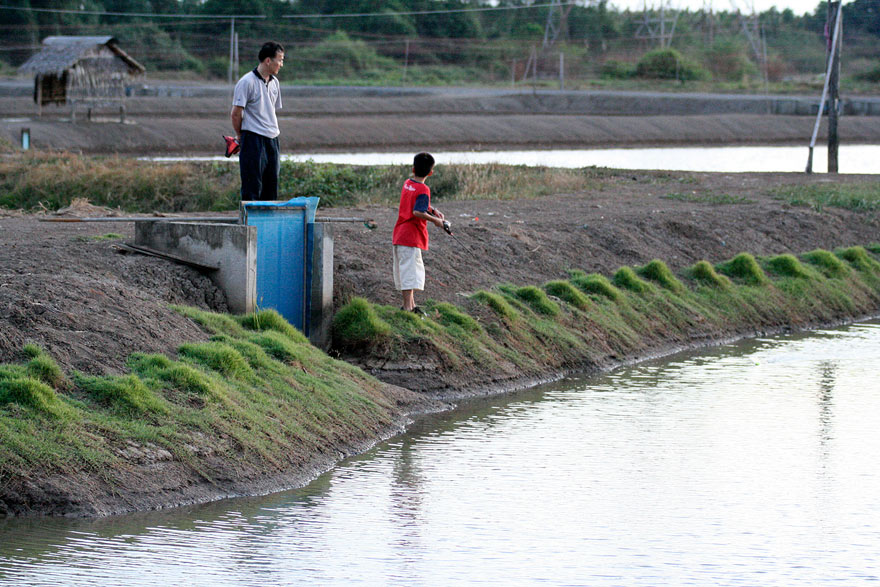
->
xmin=283 ymin=2 xmax=580 ymax=19
xmin=0 ymin=5 xmax=265 ymax=19
xmin=0 ymin=2 xmax=583 ymax=21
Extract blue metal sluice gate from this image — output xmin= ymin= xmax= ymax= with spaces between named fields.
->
xmin=241 ymin=197 xmax=320 ymax=333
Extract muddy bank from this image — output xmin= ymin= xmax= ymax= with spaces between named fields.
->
xmin=2 ymin=169 xmax=880 ymax=516
xmin=2 ymin=84 xmax=880 ymax=154
xmin=4 ymin=113 xmax=880 ymax=156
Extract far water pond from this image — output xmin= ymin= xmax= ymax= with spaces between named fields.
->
xmin=2 ymin=322 xmax=880 ymax=585
xmin=152 ymin=144 xmax=880 ymax=173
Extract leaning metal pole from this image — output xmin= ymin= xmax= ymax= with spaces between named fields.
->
xmin=806 ymin=1 xmax=842 ymax=174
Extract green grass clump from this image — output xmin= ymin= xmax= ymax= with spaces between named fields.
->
xmin=178 ymin=342 xmax=254 ymax=380
xmin=867 ymin=243 xmax=880 ymax=255
xmin=128 ymin=353 xmax=218 ymax=397
xmin=802 ymin=249 xmax=850 ymax=278
xmin=836 ymin=246 xmax=880 ymax=273
xmin=0 ymin=377 xmax=70 ymax=418
xmin=765 ymin=254 xmax=813 ymax=279
xmin=772 ymin=183 xmax=880 ymax=212
xmin=332 ymin=297 xmax=392 ymax=346
xmin=687 ymin=260 xmax=732 ymax=288
xmin=514 ymin=286 xmax=561 ymax=316
xmin=613 ymin=267 xmax=654 ymax=293
xmin=23 ymin=347 xmax=66 ymax=389
xmin=74 ymin=373 xmax=167 ymax=415
xmin=472 ymin=290 xmax=519 ymax=320
xmin=544 ymin=280 xmax=591 ymax=310
xmin=716 ymin=253 xmax=769 ymax=285
xmin=239 ymin=309 xmax=309 ymax=344
xmin=429 ymin=301 xmax=482 ymax=333
xmin=570 ymin=273 xmax=625 ymax=303
xmin=637 ymin=260 xmax=686 ymax=293
xmin=661 ymin=192 xmax=750 ymax=204
xmin=248 ymin=330 xmax=310 ymax=364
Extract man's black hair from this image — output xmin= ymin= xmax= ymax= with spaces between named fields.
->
xmin=259 ymin=41 xmax=284 ymax=62
xmin=413 ymin=152 xmax=435 ymax=177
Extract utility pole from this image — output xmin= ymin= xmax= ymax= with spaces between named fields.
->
xmin=806 ymin=0 xmax=842 ymax=174
xmin=228 ymin=17 xmax=236 ymax=85
xmin=827 ymin=0 xmax=841 ymax=173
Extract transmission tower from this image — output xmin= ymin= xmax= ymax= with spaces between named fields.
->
xmin=634 ymin=0 xmax=679 ymax=48
xmin=543 ymin=0 xmax=576 ymax=50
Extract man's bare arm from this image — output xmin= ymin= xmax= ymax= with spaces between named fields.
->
xmin=230 ymin=105 xmax=244 ymax=140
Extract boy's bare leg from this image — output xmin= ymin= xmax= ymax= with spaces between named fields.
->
xmin=402 ymin=289 xmax=415 ymax=311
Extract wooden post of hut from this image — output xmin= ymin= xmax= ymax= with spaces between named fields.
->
xmin=18 ymin=36 xmax=145 ymax=123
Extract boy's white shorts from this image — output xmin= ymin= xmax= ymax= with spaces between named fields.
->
xmin=392 ymin=245 xmax=425 ymax=291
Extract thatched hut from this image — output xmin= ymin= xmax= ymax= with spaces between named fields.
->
xmin=18 ymin=36 xmax=145 ymax=121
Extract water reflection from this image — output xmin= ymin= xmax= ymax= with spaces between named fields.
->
xmin=147 ymin=145 xmax=880 ymax=174
xmin=2 ymin=322 xmax=880 ymax=586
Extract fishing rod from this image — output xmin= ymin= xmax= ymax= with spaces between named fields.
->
xmin=428 ymin=213 xmax=495 ymax=277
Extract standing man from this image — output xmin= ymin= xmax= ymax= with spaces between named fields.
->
xmin=231 ymin=41 xmax=284 ymax=201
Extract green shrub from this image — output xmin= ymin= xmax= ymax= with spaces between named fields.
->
xmin=600 ymin=60 xmax=635 ymax=79
xmin=332 ymin=297 xmax=392 ymax=346
xmin=802 ymin=249 xmax=850 ymax=278
xmin=702 ymin=37 xmax=758 ymax=81
xmin=178 ymin=342 xmax=253 ymax=379
xmin=688 ymin=260 xmax=732 ymax=288
xmin=75 ymin=373 xmax=167 ymax=415
xmin=471 ymin=290 xmax=519 ymax=320
xmin=637 ymin=260 xmax=685 ymax=293
xmin=636 ymin=48 xmax=707 ymax=81
xmin=515 ymin=286 xmax=561 ymax=316
xmin=613 ymin=267 xmax=653 ymax=293
xmin=766 ymin=254 xmax=812 ymax=279
xmin=571 ymin=273 xmax=625 ymax=302
xmin=836 ymin=246 xmax=880 ymax=273
xmin=856 ymin=63 xmax=880 ymax=82
xmin=544 ymin=280 xmax=591 ymax=310
xmin=716 ymin=253 xmax=769 ymax=285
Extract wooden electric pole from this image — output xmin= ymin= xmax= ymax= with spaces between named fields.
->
xmin=827 ymin=1 xmax=841 ymax=173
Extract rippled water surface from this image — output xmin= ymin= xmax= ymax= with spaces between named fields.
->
xmin=3 ymin=323 xmax=880 ymax=586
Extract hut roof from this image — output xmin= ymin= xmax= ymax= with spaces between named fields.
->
xmin=18 ymin=36 xmax=145 ymax=76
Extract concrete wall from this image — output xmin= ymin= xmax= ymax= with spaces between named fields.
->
xmin=309 ymin=222 xmax=334 ymax=350
xmin=135 ymin=221 xmax=256 ymax=314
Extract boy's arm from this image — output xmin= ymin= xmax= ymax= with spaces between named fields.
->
xmin=413 ymin=210 xmax=444 ymax=227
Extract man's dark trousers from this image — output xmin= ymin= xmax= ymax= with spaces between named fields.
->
xmin=240 ymin=130 xmax=280 ymax=201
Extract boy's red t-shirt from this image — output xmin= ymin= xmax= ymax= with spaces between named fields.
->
xmin=392 ymin=178 xmax=431 ymax=250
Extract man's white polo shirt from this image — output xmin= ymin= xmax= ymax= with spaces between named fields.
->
xmin=232 ymin=68 xmax=282 ymax=139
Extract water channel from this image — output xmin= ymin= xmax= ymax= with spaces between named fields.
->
xmin=2 ymin=322 xmax=879 ymax=586
xmin=151 ymin=144 xmax=880 ymax=173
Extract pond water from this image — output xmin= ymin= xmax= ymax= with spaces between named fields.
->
xmin=151 ymin=144 xmax=880 ymax=174
xmin=2 ymin=322 xmax=880 ymax=586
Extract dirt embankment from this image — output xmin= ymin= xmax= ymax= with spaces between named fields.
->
xmin=2 ymin=169 xmax=880 ymax=516
xmin=4 ymin=170 xmax=879 ymax=380
xmin=2 ymin=85 xmax=880 ymax=154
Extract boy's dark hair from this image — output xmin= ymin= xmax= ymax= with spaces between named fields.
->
xmin=259 ymin=41 xmax=284 ymax=62
xmin=413 ymin=152 xmax=435 ymax=177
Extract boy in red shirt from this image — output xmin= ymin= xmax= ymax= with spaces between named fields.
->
xmin=392 ymin=152 xmax=446 ymax=314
